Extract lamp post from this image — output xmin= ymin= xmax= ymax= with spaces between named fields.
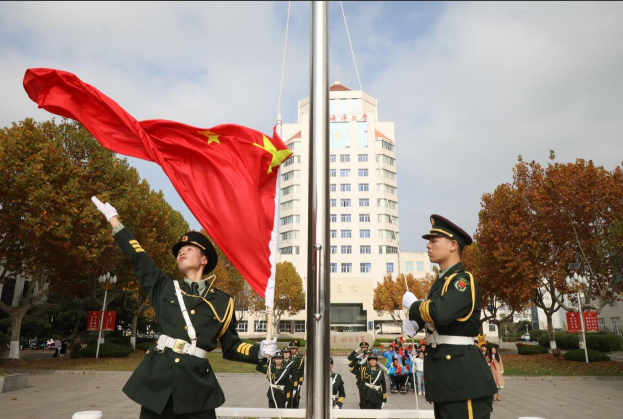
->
xmin=566 ymin=264 xmax=589 ymax=363
xmin=96 ymin=272 xmax=117 ymax=359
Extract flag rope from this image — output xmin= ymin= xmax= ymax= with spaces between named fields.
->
xmin=340 ymin=1 xmax=363 ymax=92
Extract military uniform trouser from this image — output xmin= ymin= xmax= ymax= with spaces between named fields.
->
xmin=269 ymin=400 xmax=288 ymax=409
xmin=292 ymin=389 xmax=301 ymax=408
xmin=433 ymin=395 xmax=493 ymax=419
xmin=361 ymin=399 xmax=382 ymax=410
xmin=140 ymin=396 xmax=217 ymax=419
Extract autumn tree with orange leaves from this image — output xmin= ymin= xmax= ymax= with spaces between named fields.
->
xmin=476 ymin=153 xmax=623 ymax=349
xmin=373 ymin=273 xmax=435 ymax=326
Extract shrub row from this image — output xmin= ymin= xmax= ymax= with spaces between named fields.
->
xmin=564 ymin=349 xmax=610 ymax=362
xmin=80 ymin=343 xmax=130 ymax=358
xmin=517 ymin=344 xmax=549 ymax=355
xmin=538 ymin=332 xmax=623 ymax=352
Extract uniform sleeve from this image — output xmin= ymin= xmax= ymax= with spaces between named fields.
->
xmin=297 ymin=356 xmax=305 ymax=386
xmin=256 ymin=358 xmax=269 ymax=374
xmin=219 ymin=308 xmax=261 ymax=364
xmin=113 ymin=227 xmax=168 ymax=303
xmin=350 ymin=359 xmax=361 ymax=376
xmin=381 ymin=372 xmax=387 ymax=401
xmin=410 ymin=274 xmax=474 ymax=326
xmin=347 ymin=350 xmax=358 ymax=361
xmin=337 ymin=376 xmax=346 ymax=408
xmin=285 ymin=371 xmax=294 ymax=401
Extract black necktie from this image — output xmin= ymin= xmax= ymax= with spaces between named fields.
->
xmin=191 ymin=282 xmax=200 ymax=296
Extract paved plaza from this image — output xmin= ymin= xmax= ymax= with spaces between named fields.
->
xmin=2 ymin=356 xmax=623 ymax=419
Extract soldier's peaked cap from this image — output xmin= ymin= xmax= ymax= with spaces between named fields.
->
xmin=359 ymin=341 xmax=370 ymax=348
xmin=172 ymin=231 xmax=218 ymax=274
xmin=367 ymin=352 xmax=378 ymax=360
xmin=289 ymin=340 xmax=301 ymax=348
xmin=422 ymin=214 xmax=473 ymax=249
xmin=273 ymin=351 xmax=284 ymax=359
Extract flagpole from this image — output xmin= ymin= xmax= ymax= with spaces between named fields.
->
xmin=307 ymin=2 xmax=330 ymax=419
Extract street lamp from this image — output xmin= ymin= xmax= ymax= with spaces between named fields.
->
xmin=96 ymin=272 xmax=117 ymax=359
xmin=566 ymin=264 xmax=589 ymax=363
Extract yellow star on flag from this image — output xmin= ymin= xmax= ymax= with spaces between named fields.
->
xmin=198 ymin=130 xmax=220 ymax=144
xmin=253 ymin=135 xmax=293 ymax=174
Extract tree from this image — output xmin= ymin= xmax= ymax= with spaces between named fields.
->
xmin=249 ymin=261 xmax=305 ymax=335
xmin=476 ymin=155 xmax=623 ymax=349
xmin=372 ymin=273 xmax=435 ymax=325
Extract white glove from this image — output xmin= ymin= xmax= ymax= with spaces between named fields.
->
xmin=359 ymin=357 xmax=367 ymax=365
xmin=333 ymin=405 xmax=340 ymax=409
xmin=381 ymin=402 xmax=385 ymax=409
xmin=402 ymin=291 xmax=418 ymax=310
xmin=402 ymin=318 xmax=419 ymax=338
xmin=91 ymin=196 xmax=119 ymax=221
xmin=258 ymin=339 xmax=277 ymax=358
xmin=285 ymin=402 xmax=288 ymax=408
xmin=293 ymin=389 xmax=297 ymax=396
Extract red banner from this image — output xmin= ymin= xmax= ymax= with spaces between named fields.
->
xmin=87 ymin=311 xmax=116 ymax=331
xmin=583 ymin=311 xmax=600 ymax=332
xmin=566 ymin=312 xmax=582 ymax=333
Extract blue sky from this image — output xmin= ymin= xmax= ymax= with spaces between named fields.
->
xmin=2 ymin=2 xmax=623 ymax=251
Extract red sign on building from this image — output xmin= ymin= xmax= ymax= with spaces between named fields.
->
xmin=583 ymin=311 xmax=600 ymax=332
xmin=566 ymin=312 xmax=582 ymax=333
xmin=87 ymin=311 xmax=116 ymax=331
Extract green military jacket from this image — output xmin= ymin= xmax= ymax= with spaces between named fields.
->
xmin=290 ymin=352 xmax=305 ymax=389
xmin=115 ymin=227 xmax=260 ymax=415
xmin=408 ymin=262 xmax=497 ymax=403
xmin=350 ymin=363 xmax=387 ymax=404
xmin=256 ymin=360 xmax=293 ymax=405
xmin=347 ymin=350 xmax=366 ymax=392
xmin=331 ymin=372 xmax=346 ymax=408
xmin=282 ymin=357 xmax=299 ymax=393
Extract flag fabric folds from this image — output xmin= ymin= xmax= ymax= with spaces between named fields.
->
xmin=23 ymin=68 xmax=292 ymax=299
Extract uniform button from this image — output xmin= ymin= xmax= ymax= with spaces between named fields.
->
xmin=184 ymin=325 xmax=188 ymax=330
xmin=191 ymin=310 xmax=196 ymax=315
xmin=446 ymin=355 xmax=451 ymax=360
xmin=175 ymin=358 xmax=180 ymax=363
xmin=146 ymin=350 xmax=150 ymax=354
xmin=425 ymin=353 xmax=428 ymax=357
xmin=171 ymin=300 xmax=174 ymax=303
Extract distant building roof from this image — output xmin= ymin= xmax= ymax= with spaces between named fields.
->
xmin=330 ymin=81 xmax=351 ymax=91
xmin=287 ymin=131 xmax=301 ymax=142
xmin=375 ymin=129 xmax=393 ymax=143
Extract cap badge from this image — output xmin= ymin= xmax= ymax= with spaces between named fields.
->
xmin=430 ymin=217 xmax=435 ymax=226
xmin=182 ymin=235 xmax=188 ymax=242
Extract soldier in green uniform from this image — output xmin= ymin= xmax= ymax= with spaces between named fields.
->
xmin=256 ymin=351 xmax=293 ymax=408
xmin=282 ymin=347 xmax=299 ymax=407
xmin=92 ymin=197 xmax=277 ymax=419
xmin=288 ymin=340 xmax=305 ymax=408
xmin=402 ymin=214 xmax=497 ymax=419
xmin=330 ymin=357 xmax=346 ymax=409
xmin=350 ymin=352 xmax=387 ymax=409
xmin=347 ymin=342 xmax=370 ymax=408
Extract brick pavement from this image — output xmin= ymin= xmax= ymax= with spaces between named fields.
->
xmin=2 ymin=356 xmax=623 ymax=419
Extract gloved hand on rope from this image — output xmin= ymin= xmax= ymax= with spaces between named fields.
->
xmin=402 ymin=318 xmax=419 ymax=338
xmin=258 ymin=338 xmax=277 ymax=359
xmin=402 ymin=291 xmax=418 ymax=311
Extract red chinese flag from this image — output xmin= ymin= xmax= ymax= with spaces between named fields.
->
xmin=23 ymin=68 xmax=292 ymax=298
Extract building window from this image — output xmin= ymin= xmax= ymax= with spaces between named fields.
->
xmin=377 ymin=184 xmax=397 ymax=195
xmin=377 ymin=168 xmax=396 ymax=180
xmin=379 ymin=229 xmax=398 ymax=240
xmin=489 ymin=321 xmax=496 ymax=332
xmin=330 ymin=169 xmax=337 ymax=178
xmin=330 ymin=214 xmax=337 ymax=223
xmin=330 ymin=122 xmax=350 ymax=148
xmin=341 ymin=263 xmax=352 ymax=273
xmin=341 ymin=230 xmax=352 ymax=238
xmin=236 ymin=321 xmax=248 ymax=332
xmin=281 ymin=199 xmax=300 ymax=211
xmin=280 ymin=246 xmax=300 ymax=255
xmin=330 ymin=99 xmax=335 ymax=114
xmin=377 ymin=199 xmax=398 ymax=209
xmin=340 ymin=98 xmax=348 ymax=113
xmin=330 ymin=230 xmax=337 ymax=238
xmin=283 ymin=155 xmax=301 ymax=167
xmin=417 ymin=261 xmax=424 ymax=272
xmin=288 ymin=141 xmax=301 ymax=150
xmin=352 ymin=98 xmax=359 ymax=113
xmin=375 ymin=139 xmax=394 ymax=152
xmin=340 ymin=169 xmax=350 ymax=177
xmin=280 ymin=230 xmax=299 ymax=241
xmin=360 ymin=229 xmax=371 ymax=238
xmin=378 ymin=214 xmax=399 ymax=224
xmin=360 ymin=245 xmax=371 ymax=254
xmin=340 ymin=154 xmax=350 ymax=163
xmin=612 ymin=317 xmax=622 ymax=335
xmin=340 ymin=184 xmax=351 ymax=192
xmin=281 ymin=215 xmax=300 ymax=226
xmin=387 ymin=263 xmax=394 ymax=273
xmin=281 ymin=170 xmax=300 ymax=182
xmin=358 ymin=154 xmax=368 ymax=162
xmin=609 ymin=301 xmax=618 ymax=308
xmin=279 ymin=322 xmax=291 ymax=333
xmin=379 ymin=245 xmax=399 ymax=254
xmin=406 ymin=261 xmax=413 ymax=273
xmin=359 ymin=183 xmax=369 ymax=192
xmin=330 ymin=246 xmax=337 ymax=254
xmin=358 ymin=168 xmax=369 ymax=177
xmin=376 ymin=154 xmax=395 ymax=166
xmin=330 ymin=184 xmax=336 ymax=192
xmin=357 ymin=121 xmax=368 ymax=148
xmin=341 ymin=245 xmax=352 ymax=254
xmin=330 ymin=199 xmax=337 ymax=207
xmin=330 ymin=263 xmax=337 ymax=273
xmin=598 ymin=318 xmax=606 ymax=332
xmin=359 ymin=199 xmax=370 ymax=207
xmin=281 ymin=185 xmax=300 ymax=196
xmin=295 ymin=320 xmax=306 ymax=332
xmin=341 ymin=214 xmax=351 ymax=222
xmin=330 ymin=154 xmax=336 ymax=163
xmin=360 ymin=263 xmax=371 ymax=273
xmin=254 ymin=320 xmax=267 ymax=332
xmin=341 ymin=199 xmax=351 ymax=207
xmin=359 ymin=214 xmax=370 ymax=222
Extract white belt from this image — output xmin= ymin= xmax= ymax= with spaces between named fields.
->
xmin=365 ymin=382 xmax=381 ymax=391
xmin=156 ymin=335 xmax=208 ymax=359
xmin=270 ymin=384 xmax=285 ymax=391
xmin=426 ymin=334 xmax=474 ymax=346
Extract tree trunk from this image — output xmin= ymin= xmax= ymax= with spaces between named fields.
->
xmin=9 ymin=311 xmax=24 ymax=359
xmin=72 ymin=311 xmax=82 ymax=336
xmin=546 ymin=313 xmax=557 ymax=350
xmin=131 ymin=311 xmax=138 ymax=350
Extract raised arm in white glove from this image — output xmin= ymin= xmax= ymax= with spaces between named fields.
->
xmin=402 ymin=318 xmax=419 ymax=338
xmin=402 ymin=291 xmax=418 ymax=311
xmin=258 ymin=338 xmax=277 ymax=359
xmin=91 ymin=196 xmax=119 ymax=222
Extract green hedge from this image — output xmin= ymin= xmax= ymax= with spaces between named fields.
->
xmin=529 ymin=330 xmax=548 ymax=341
xmin=538 ymin=332 xmax=623 ymax=352
xmin=564 ymin=349 xmax=610 ymax=362
xmin=135 ymin=342 xmax=157 ymax=351
xmin=518 ymin=345 xmax=549 ymax=355
xmin=80 ymin=342 xmax=131 ymax=358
